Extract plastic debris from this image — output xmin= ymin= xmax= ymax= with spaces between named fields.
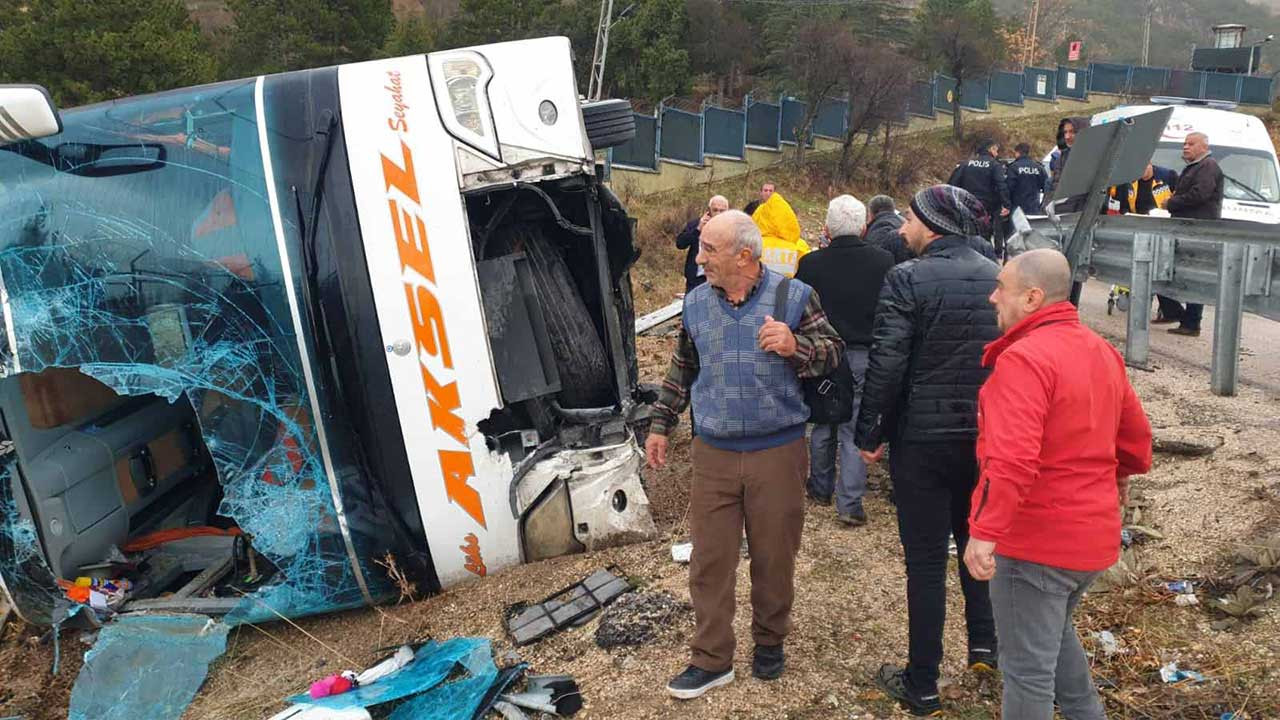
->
xmin=267 ymin=707 xmax=372 ymax=720
xmin=1091 ymin=630 xmax=1121 ymax=656
xmin=1120 ymin=528 xmax=1133 ymax=548
xmin=527 ymin=675 xmax=583 ymax=716
xmin=309 ymin=673 xmax=357 ymax=699
xmin=386 ymin=639 xmax=498 ymax=720
xmin=1165 ymin=580 xmax=1194 ymax=594
xmin=1159 ymin=661 xmax=1207 ymax=684
xmin=671 ymin=542 xmax=692 ymax=564
xmin=67 ymin=615 xmax=229 ymax=720
xmin=1174 ymin=593 xmax=1200 ymax=607
xmin=491 ymin=701 xmax=529 ymax=720
xmin=505 ymin=567 xmax=632 ymax=645
xmin=287 ymin=638 xmax=493 ymax=712
xmin=355 ymin=645 xmax=414 ymax=686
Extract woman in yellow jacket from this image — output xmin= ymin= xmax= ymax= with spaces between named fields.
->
xmin=752 ymin=191 xmax=809 ymax=277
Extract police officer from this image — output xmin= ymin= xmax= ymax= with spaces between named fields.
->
xmin=948 ymin=138 xmax=1011 ymax=249
xmin=1007 ymin=143 xmax=1050 ymax=218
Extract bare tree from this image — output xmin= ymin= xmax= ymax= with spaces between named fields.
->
xmin=837 ymin=44 xmax=915 ymax=179
xmin=766 ymin=12 xmax=855 ymax=164
xmin=913 ymin=0 xmax=1006 ymax=140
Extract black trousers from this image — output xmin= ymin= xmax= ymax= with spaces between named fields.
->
xmin=889 ymin=438 xmax=997 ymax=693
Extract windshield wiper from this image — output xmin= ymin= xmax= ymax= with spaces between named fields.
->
xmin=1222 ymin=171 xmax=1270 ymax=203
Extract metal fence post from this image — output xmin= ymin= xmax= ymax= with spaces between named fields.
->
xmin=1127 ymin=233 xmax=1155 ymax=368
xmin=1211 ymin=243 xmax=1247 ymax=396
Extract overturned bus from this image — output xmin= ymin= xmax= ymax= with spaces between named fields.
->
xmin=0 ymin=36 xmax=655 ymax=628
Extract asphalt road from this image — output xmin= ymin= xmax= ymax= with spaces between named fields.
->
xmin=1077 ymin=279 xmax=1280 ymax=395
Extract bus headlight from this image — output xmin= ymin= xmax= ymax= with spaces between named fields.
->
xmin=428 ymin=51 xmax=499 ymax=161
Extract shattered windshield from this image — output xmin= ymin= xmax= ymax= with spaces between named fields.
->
xmin=0 ymin=78 xmax=385 ymax=624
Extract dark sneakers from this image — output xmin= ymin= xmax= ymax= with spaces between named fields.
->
xmin=875 ymin=664 xmax=942 ymax=717
xmin=806 ymin=488 xmax=832 ymax=505
xmin=968 ymin=647 xmax=999 ymax=674
xmin=838 ymin=505 xmax=867 ymax=527
xmin=666 ymin=665 xmax=735 ymax=700
xmin=1168 ymin=326 xmax=1201 ymax=337
xmin=752 ymin=644 xmax=785 ymax=680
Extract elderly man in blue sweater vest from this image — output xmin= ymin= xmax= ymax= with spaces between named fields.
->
xmin=647 ymin=210 xmax=845 ymax=699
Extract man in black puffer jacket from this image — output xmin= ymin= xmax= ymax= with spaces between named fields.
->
xmin=855 ymin=184 xmax=1001 ymax=717
xmin=865 ymin=195 xmax=910 ymax=264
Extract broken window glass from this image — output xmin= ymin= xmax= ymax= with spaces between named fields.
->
xmin=0 ymin=77 xmax=390 ymax=624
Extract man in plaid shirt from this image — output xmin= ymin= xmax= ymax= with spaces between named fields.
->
xmin=645 ymin=210 xmax=843 ymax=700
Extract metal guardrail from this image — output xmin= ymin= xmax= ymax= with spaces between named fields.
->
xmin=1023 ymin=213 xmax=1278 ymax=396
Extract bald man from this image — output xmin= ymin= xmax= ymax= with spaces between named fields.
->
xmin=965 ymin=249 xmax=1152 ymax=720
xmin=1160 ymin=131 xmax=1224 ymax=336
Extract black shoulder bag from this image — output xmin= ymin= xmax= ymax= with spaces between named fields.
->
xmin=774 ymin=277 xmax=854 ymax=424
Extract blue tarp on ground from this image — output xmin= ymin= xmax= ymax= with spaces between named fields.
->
xmin=909 ymin=80 xmax=936 ymax=117
xmin=659 ymin=106 xmax=702 ymax=164
xmin=746 ymin=99 xmax=781 ymax=148
xmin=612 ymin=114 xmax=657 ymax=169
xmin=68 ymin=615 xmax=229 ymax=720
xmin=1057 ymin=66 xmax=1088 ymax=100
xmin=286 ymin=638 xmax=494 ymax=714
xmin=989 ymin=71 xmax=1024 ymax=105
xmin=1024 ymin=67 xmax=1057 ymax=101
xmin=703 ymin=106 xmax=745 ymax=158
xmin=1088 ymin=63 xmax=1131 ymax=94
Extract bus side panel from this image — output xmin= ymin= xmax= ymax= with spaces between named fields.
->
xmin=337 ymin=56 xmax=519 ymax=587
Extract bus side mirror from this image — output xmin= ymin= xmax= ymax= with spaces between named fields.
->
xmin=0 ymin=85 xmax=63 ymax=146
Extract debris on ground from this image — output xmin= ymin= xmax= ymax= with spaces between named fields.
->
xmin=505 ymin=567 xmax=633 ymax=645
xmin=670 ymin=543 xmax=692 ymax=564
xmin=595 ymin=591 xmax=691 ymax=648
xmin=281 ymin=638 xmax=497 ymax=720
xmin=1091 ymin=630 xmax=1122 ymax=657
xmin=500 ymin=675 xmax=582 ymax=716
xmin=1152 ymin=429 xmax=1224 ymax=457
xmin=1159 ymin=661 xmax=1207 ymax=685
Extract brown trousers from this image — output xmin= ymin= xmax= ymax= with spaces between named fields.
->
xmin=688 ymin=436 xmax=807 ymax=672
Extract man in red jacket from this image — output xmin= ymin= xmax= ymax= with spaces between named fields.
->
xmin=964 ymin=249 xmax=1152 ymax=720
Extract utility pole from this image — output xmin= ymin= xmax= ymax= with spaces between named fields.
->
xmin=587 ymin=0 xmax=615 ymax=102
xmin=1024 ymin=0 xmax=1040 ymax=67
xmin=1140 ymin=0 xmax=1155 ymax=66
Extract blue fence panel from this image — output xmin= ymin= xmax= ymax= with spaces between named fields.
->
xmin=960 ymin=77 xmax=990 ymax=110
xmin=1241 ymin=76 xmax=1273 ymax=106
xmin=611 ymin=113 xmax=656 ymax=169
xmin=935 ymin=75 xmax=957 ymax=113
xmin=1130 ymin=66 xmax=1169 ymax=96
xmin=989 ymin=71 xmax=1024 ymax=105
xmin=1166 ymin=69 xmax=1204 ymax=98
xmin=658 ymin=106 xmax=702 ymax=164
xmin=780 ymin=98 xmax=814 ymax=145
xmin=1088 ymin=63 xmax=1131 ymax=94
xmin=746 ymin=98 xmax=781 ymax=148
xmin=813 ymin=99 xmax=847 ymax=138
xmin=703 ymin=106 xmax=745 ymax=158
xmin=1023 ymin=67 xmax=1057 ymax=101
xmin=909 ymin=80 xmax=936 ymax=117
xmin=1057 ymin=66 xmax=1088 ymax=99
xmin=1203 ymin=73 xmax=1243 ymax=102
